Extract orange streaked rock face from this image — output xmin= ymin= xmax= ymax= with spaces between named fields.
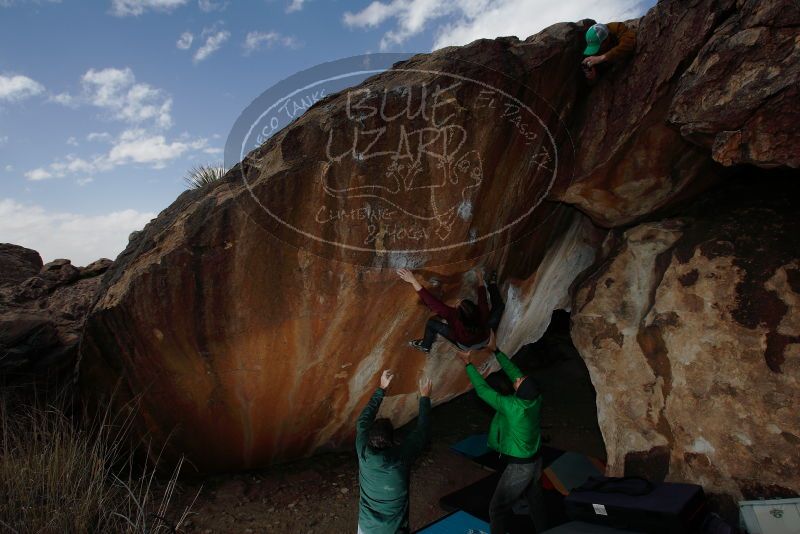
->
xmin=80 ymin=206 xmax=597 ymax=471
xmin=79 ymin=25 xmax=596 ymax=472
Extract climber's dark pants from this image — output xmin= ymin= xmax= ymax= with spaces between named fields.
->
xmin=421 ymin=283 xmax=505 ymax=351
xmin=421 ymin=317 xmax=455 ymax=350
xmin=486 ymin=282 xmax=505 ymax=332
xmin=490 ymin=457 xmax=546 ymax=534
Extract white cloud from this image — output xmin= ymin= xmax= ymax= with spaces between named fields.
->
xmin=0 ymin=73 xmax=45 ymax=101
xmin=5 ymin=165 xmax=13 ymax=172
xmin=176 ymin=31 xmax=194 ymax=49
xmin=0 ymin=0 xmax=61 ymax=7
xmin=49 ymin=92 xmax=76 ymax=106
xmin=198 ymin=0 xmax=226 ymax=12
xmin=243 ymin=31 xmax=300 ymax=54
xmin=203 ymin=146 xmax=223 ymax=155
xmin=0 ymin=198 xmax=155 ymax=265
xmin=81 ymin=67 xmax=173 ymax=128
xmin=343 ymin=0 xmax=643 ymax=51
xmin=107 ymin=128 xmax=208 ymax=168
xmin=25 ymin=156 xmax=104 ymax=181
xmin=286 ymin=0 xmax=304 ymax=13
xmin=87 ymin=131 xmax=111 ymax=142
xmin=48 ymin=68 xmax=172 ymax=129
xmin=194 ymin=29 xmax=230 ymax=62
xmin=49 ymin=155 xmax=99 ymax=175
xmin=23 ymin=66 xmax=212 ymax=186
xmin=25 ymin=128 xmax=210 ymax=180
xmin=76 ymin=177 xmax=94 ymax=186
xmin=0 ymin=135 xmax=8 ymax=145
xmin=343 ymin=1 xmax=401 ymax=28
xmin=25 ymin=168 xmax=53 ymax=181
xmin=110 ymin=0 xmax=189 ymax=16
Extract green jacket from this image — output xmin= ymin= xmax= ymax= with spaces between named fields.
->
xmin=356 ymin=388 xmax=431 ymax=534
xmin=466 ymin=351 xmax=542 ymax=459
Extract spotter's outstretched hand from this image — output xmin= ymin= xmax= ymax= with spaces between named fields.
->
xmin=456 ymin=349 xmax=473 ymax=366
xmin=380 ymin=369 xmax=394 ymax=389
xmin=457 ymin=330 xmax=497 ymax=365
xmin=419 ymin=376 xmax=432 ymax=397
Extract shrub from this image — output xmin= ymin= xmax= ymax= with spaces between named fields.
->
xmin=184 ymin=164 xmax=226 ymax=190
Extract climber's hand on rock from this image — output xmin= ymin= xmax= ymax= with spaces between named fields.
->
xmin=419 ymin=376 xmax=432 ymax=397
xmin=380 ymin=369 xmax=394 ymax=389
xmin=397 ymin=269 xmax=415 ymax=283
xmin=397 ymin=268 xmax=422 ymax=291
xmin=582 ymin=54 xmax=605 ymax=68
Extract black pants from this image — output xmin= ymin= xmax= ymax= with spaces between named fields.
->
xmin=490 ymin=458 xmax=546 ymax=534
xmin=421 ymin=283 xmax=505 ymax=350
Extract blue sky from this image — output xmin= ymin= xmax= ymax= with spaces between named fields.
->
xmin=0 ymin=0 xmax=652 ymax=265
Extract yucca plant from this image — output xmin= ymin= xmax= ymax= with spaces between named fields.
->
xmin=184 ymin=163 xmax=226 ymax=190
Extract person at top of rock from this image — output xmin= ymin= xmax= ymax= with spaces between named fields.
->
xmin=397 ymin=268 xmax=505 ymax=354
xmin=580 ymin=21 xmax=637 ymax=82
xmin=456 ymin=332 xmax=546 ymax=534
xmin=356 ymin=369 xmax=432 ymax=534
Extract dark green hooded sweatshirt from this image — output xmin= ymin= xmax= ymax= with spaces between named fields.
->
xmin=356 ymin=388 xmax=431 ymax=534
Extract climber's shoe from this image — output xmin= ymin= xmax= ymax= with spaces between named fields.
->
xmin=488 ymin=269 xmax=498 ymax=285
xmin=408 ymin=339 xmax=430 ymax=353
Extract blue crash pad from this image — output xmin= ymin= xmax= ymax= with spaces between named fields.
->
xmin=415 ymin=510 xmax=491 ymax=534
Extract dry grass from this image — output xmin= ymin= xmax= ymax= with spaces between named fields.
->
xmin=0 ymin=388 xmax=197 ymax=533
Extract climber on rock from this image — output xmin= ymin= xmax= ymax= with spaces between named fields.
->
xmin=356 ymin=369 xmax=432 ymax=534
xmin=456 ymin=332 xmax=546 ymax=534
xmin=397 ymin=268 xmax=505 ymax=354
xmin=579 ymin=21 xmax=636 ymax=82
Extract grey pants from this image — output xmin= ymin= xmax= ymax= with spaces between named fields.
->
xmin=489 ymin=457 xmax=546 ymax=534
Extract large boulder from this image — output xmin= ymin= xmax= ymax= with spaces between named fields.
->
xmin=78 ymin=0 xmax=799 ymax=478
xmin=571 ymin=177 xmax=800 ymax=503
xmin=78 ymin=25 xmax=598 ymax=471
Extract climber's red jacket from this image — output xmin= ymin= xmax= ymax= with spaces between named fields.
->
xmin=416 ymin=284 xmax=490 ymax=347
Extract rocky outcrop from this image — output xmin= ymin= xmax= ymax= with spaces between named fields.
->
xmin=0 ymin=246 xmax=112 ymax=379
xmin=78 ymin=0 xmax=799 ymax=486
xmin=669 ymin=1 xmax=800 ymax=168
xmin=571 ymin=178 xmax=800 ymax=501
xmin=0 ymin=244 xmax=42 ymax=288
xmin=560 ymin=0 xmax=800 ymax=225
